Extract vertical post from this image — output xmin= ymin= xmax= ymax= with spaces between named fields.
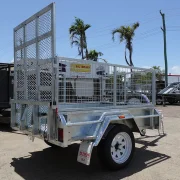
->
xmin=124 ymin=74 xmax=127 ymax=104
xmin=100 ymin=76 xmax=102 ymax=102
xmin=160 ymin=10 xmax=168 ymax=87
xmin=152 ymin=70 xmax=156 ymax=105
xmin=113 ymin=66 xmax=117 ymax=106
xmin=11 ymin=102 xmax=16 ymax=127
xmin=51 ymin=3 xmax=57 ymax=105
xmin=31 ymin=15 xmax=40 ymax=135
xmin=14 ymin=30 xmax=17 ymax=100
xmin=36 ymin=17 xmax=40 ymax=101
xmin=7 ymin=65 xmax=10 ymax=102
xmin=13 ymin=28 xmax=17 ymax=127
xmin=20 ymin=26 xmax=27 ymax=130
xmin=49 ymin=3 xmax=56 ymax=140
xmin=63 ymin=75 xmax=66 ymax=103
xmin=23 ymin=26 xmax=27 ymax=100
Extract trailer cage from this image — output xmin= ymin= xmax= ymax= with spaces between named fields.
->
xmin=11 ymin=3 xmax=163 ymax=170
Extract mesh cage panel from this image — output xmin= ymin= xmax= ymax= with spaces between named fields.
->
xmin=27 ymin=74 xmax=36 ymax=100
xmin=58 ymin=58 xmax=155 ymax=109
xmin=26 ymin=105 xmax=33 ymax=128
xmin=39 ymin=37 xmax=52 ymax=59
xmin=14 ymin=3 xmax=55 ymax=102
xmin=12 ymin=3 xmax=56 ymax=131
xmin=15 ymin=27 xmax=24 ymax=47
xmin=25 ymin=20 xmax=36 ymax=42
xmin=38 ymin=10 xmax=51 ymax=36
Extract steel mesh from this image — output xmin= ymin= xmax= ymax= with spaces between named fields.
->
xmin=15 ymin=27 xmax=24 ymax=47
xmin=58 ymin=58 xmax=155 ymax=109
xmin=13 ymin=4 xmax=55 ymax=131
xmin=27 ymin=74 xmax=36 ymax=100
xmin=38 ymin=10 xmax=51 ymax=36
xmin=25 ymin=20 xmax=36 ymax=42
xmin=39 ymin=37 xmax=52 ymax=59
xmin=26 ymin=105 xmax=33 ymax=128
xmin=14 ymin=5 xmax=54 ymax=102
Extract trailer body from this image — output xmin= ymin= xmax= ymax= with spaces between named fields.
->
xmin=11 ymin=3 xmax=163 ymax=170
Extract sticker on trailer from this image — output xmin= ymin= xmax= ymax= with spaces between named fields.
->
xmin=77 ymin=141 xmax=93 ymax=165
xmin=58 ymin=58 xmax=109 ymax=78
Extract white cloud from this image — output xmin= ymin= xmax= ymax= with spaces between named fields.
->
xmin=142 ymin=66 xmax=151 ymax=69
xmin=170 ymin=66 xmax=180 ymax=75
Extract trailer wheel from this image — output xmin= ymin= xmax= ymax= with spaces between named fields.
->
xmin=97 ymin=125 xmax=135 ymax=170
xmin=168 ymin=100 xmax=177 ymax=105
xmin=127 ymin=97 xmax=141 ymax=104
xmin=156 ymin=98 xmax=163 ymax=105
xmin=44 ymin=140 xmax=58 ymax=148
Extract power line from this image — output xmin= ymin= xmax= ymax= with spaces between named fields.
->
xmin=92 ymin=31 xmax=161 ymax=51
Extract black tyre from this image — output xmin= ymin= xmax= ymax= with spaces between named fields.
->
xmin=168 ymin=100 xmax=176 ymax=105
xmin=97 ymin=125 xmax=135 ymax=170
xmin=1 ymin=110 xmax=11 ymax=117
xmin=156 ymin=98 xmax=163 ymax=105
xmin=127 ymin=97 xmax=141 ymax=105
xmin=44 ymin=140 xmax=59 ymax=148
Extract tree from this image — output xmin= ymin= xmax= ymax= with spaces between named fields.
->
xmin=87 ymin=50 xmax=103 ymax=61
xmin=69 ymin=17 xmax=91 ymax=59
xmin=133 ymin=66 xmax=165 ymax=84
xmin=151 ymin=66 xmax=165 ymax=81
xmin=112 ymin=22 xmax=139 ymax=66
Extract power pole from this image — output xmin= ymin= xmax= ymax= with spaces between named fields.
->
xmin=160 ymin=10 xmax=168 ymax=87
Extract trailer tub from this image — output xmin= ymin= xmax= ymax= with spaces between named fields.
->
xmin=11 ymin=3 xmax=163 ymax=170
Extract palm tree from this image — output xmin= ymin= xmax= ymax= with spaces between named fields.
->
xmin=88 ymin=50 xmax=103 ymax=61
xmin=112 ymin=22 xmax=139 ymax=66
xmin=152 ymin=66 xmax=165 ymax=81
xmin=69 ymin=17 xmax=91 ymax=59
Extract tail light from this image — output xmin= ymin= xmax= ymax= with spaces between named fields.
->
xmin=58 ymin=128 xmax=63 ymax=142
xmin=55 ymin=108 xmax=58 ymax=116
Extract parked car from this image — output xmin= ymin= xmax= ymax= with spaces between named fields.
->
xmin=156 ymin=82 xmax=180 ymax=105
xmin=105 ymin=87 xmax=151 ymax=104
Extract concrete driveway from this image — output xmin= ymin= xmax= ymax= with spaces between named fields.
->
xmin=0 ymin=105 xmax=180 ymax=180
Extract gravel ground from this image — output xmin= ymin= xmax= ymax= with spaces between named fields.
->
xmin=0 ymin=105 xmax=180 ymax=180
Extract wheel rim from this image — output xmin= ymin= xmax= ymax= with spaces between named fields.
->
xmin=156 ymin=99 xmax=162 ymax=105
xmin=128 ymin=98 xmax=141 ymax=104
xmin=111 ymin=132 xmax=132 ymax=164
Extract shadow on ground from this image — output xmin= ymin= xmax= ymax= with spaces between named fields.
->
xmin=11 ymin=137 xmax=170 ymax=180
xmin=0 ymin=123 xmax=11 ymax=132
xmin=0 ymin=123 xmax=23 ymax=135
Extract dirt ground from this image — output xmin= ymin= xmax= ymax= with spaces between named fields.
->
xmin=0 ymin=105 xmax=180 ymax=180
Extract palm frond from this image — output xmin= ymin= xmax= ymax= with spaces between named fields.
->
xmin=132 ymin=22 xmax=140 ymax=31
xmin=98 ymin=52 xmax=103 ymax=56
xmin=84 ymin=24 xmax=91 ymax=31
xmin=71 ymin=40 xmax=80 ymax=47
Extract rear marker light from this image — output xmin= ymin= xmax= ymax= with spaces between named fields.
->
xmin=118 ymin=115 xmax=125 ymax=119
xmin=58 ymin=128 xmax=63 ymax=142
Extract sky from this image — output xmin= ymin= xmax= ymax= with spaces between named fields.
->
xmin=1 ymin=0 xmax=180 ymax=74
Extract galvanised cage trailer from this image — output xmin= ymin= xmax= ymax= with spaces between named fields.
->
xmin=11 ymin=3 xmax=164 ymax=170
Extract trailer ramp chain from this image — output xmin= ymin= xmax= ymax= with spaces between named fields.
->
xmin=157 ymin=109 xmax=165 ymax=135
xmin=20 ymin=105 xmax=28 ymax=130
xmin=158 ymin=118 xmax=165 ymax=135
xmin=43 ymin=118 xmax=48 ymax=140
xmin=28 ymin=106 xmax=35 ymax=142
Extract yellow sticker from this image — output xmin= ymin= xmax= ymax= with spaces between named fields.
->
xmin=70 ymin=64 xmax=91 ymax=73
